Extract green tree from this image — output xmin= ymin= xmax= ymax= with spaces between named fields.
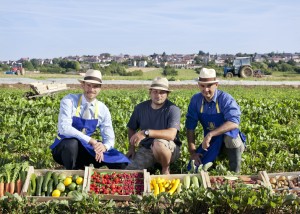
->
xmin=30 ymin=59 xmax=40 ymax=69
xmin=162 ymin=66 xmax=178 ymax=76
xmin=91 ymin=63 xmax=100 ymax=70
xmin=0 ymin=63 xmax=10 ymax=71
xmin=23 ymin=61 xmax=34 ymax=71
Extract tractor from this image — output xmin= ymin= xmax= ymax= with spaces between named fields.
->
xmin=223 ymin=57 xmax=253 ymax=78
xmin=11 ymin=63 xmax=25 ymax=75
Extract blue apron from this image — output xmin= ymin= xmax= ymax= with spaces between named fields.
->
xmin=50 ymin=95 xmax=130 ymax=164
xmin=188 ymin=98 xmax=245 ymax=171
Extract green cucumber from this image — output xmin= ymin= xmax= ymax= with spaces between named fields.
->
xmin=36 ymin=175 xmax=44 ymax=196
xmin=191 ymin=176 xmax=199 ymax=188
xmin=47 ymin=179 xmax=54 ymax=196
xmin=183 ymin=175 xmax=191 ymax=189
xmin=52 ymin=172 xmax=59 ymax=187
xmin=42 ymin=171 xmax=53 ymax=192
xmin=203 ymin=162 xmax=213 ymax=171
xmin=30 ymin=173 xmax=37 ymax=196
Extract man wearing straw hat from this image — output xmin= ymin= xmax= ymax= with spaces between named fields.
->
xmin=50 ymin=69 xmax=130 ymax=169
xmin=185 ymin=68 xmax=246 ymax=173
xmin=126 ymin=77 xmax=181 ymax=174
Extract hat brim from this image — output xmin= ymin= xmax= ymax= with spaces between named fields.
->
xmin=149 ymin=86 xmax=172 ymax=92
xmin=196 ymin=79 xmax=219 ymax=84
xmin=78 ymin=79 xmax=103 ymax=84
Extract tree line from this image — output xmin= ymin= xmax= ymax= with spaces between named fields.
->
xmin=0 ymin=56 xmax=299 ymax=76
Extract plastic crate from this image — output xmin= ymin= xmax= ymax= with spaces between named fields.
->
xmin=86 ymin=167 xmax=150 ymax=201
xmin=21 ymin=166 xmax=88 ymax=202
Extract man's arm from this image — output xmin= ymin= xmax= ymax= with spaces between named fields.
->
xmin=143 ymin=128 xmax=177 ymax=141
xmin=98 ymin=104 xmax=115 ymax=151
xmin=202 ymin=121 xmax=239 ymax=150
xmin=187 ymin=129 xmax=202 ymax=166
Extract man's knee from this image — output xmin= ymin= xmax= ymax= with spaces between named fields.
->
xmin=126 ymin=147 xmax=154 ymax=170
xmin=60 ymin=138 xmax=80 ymax=154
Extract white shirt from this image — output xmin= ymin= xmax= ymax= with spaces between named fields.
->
xmin=57 ymin=94 xmax=115 ymax=150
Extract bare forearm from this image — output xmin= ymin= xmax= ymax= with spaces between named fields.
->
xmin=209 ymin=121 xmax=239 ymax=137
xmin=147 ymin=128 xmax=177 ymax=141
xmin=187 ymin=129 xmax=196 ymax=154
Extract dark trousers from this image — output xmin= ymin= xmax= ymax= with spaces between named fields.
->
xmin=52 ymin=138 xmax=127 ymax=170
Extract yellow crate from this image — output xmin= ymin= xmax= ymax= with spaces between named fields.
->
xmin=21 ymin=166 xmax=88 ymax=202
xmin=85 ymin=167 xmax=150 ymax=201
xmin=149 ymin=171 xmax=207 ymax=194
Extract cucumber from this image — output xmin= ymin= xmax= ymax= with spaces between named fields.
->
xmin=30 ymin=173 xmax=37 ymax=196
xmin=36 ymin=175 xmax=44 ymax=196
xmin=47 ymin=179 xmax=54 ymax=196
xmin=52 ymin=172 xmax=59 ymax=187
xmin=176 ymin=183 xmax=182 ymax=194
xmin=191 ymin=176 xmax=199 ymax=188
xmin=183 ymin=175 xmax=191 ymax=189
xmin=203 ymin=162 xmax=213 ymax=171
xmin=42 ymin=171 xmax=53 ymax=192
xmin=28 ymin=180 xmax=32 ymax=196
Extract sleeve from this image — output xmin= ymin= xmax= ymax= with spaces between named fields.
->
xmin=127 ymin=106 xmax=140 ymax=131
xmin=185 ymin=95 xmax=200 ymax=130
xmin=58 ymin=95 xmax=91 ymax=144
xmin=99 ymin=105 xmax=115 ymax=151
xmin=168 ymin=105 xmax=181 ymax=130
xmin=221 ymin=94 xmax=241 ymax=125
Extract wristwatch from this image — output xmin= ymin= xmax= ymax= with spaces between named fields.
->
xmin=144 ymin=129 xmax=150 ymax=138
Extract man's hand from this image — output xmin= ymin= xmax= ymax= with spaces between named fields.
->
xmin=202 ymin=132 xmax=213 ymax=151
xmin=129 ymin=131 xmax=146 ymax=147
xmin=190 ymin=151 xmax=202 ymax=167
xmin=126 ymin=147 xmax=136 ymax=159
xmin=89 ymin=139 xmax=107 ymax=163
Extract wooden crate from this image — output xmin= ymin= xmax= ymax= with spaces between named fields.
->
xmin=21 ymin=166 xmax=89 ymax=202
xmin=86 ymin=167 xmax=150 ymax=201
xmin=205 ymin=171 xmax=266 ymax=190
xmin=149 ymin=171 xmax=208 ymax=193
xmin=262 ymin=171 xmax=300 ymax=194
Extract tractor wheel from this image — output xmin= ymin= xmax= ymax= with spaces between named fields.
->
xmin=225 ymin=72 xmax=234 ymax=78
xmin=240 ymin=66 xmax=253 ymax=78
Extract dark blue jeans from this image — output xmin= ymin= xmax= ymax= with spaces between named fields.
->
xmin=51 ymin=138 xmax=127 ymax=170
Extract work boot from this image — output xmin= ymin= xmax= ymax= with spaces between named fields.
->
xmin=226 ymin=144 xmax=244 ymax=173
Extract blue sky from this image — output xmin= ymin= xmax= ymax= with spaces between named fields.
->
xmin=1 ymin=0 xmax=299 ymax=61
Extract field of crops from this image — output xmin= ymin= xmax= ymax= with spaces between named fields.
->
xmin=0 ymin=85 xmax=300 ymax=212
xmin=0 ymin=85 xmax=299 ymax=174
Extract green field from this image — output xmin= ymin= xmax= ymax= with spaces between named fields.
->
xmin=1 ymin=86 xmax=299 ymax=175
xmin=0 ymin=85 xmax=300 ymax=213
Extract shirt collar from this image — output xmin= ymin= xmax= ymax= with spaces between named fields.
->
xmin=203 ymin=89 xmax=218 ymax=103
xmin=82 ymin=95 xmax=96 ymax=106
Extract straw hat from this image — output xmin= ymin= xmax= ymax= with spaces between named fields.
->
xmin=78 ymin=69 xmax=102 ymax=84
xmin=198 ymin=68 xmax=219 ymax=84
xmin=149 ymin=77 xmax=172 ymax=92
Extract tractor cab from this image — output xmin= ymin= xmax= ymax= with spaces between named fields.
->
xmin=224 ymin=57 xmax=253 ymax=78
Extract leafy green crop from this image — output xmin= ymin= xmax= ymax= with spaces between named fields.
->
xmin=0 ymin=86 xmax=299 ymax=175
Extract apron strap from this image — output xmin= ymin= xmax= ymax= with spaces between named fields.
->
xmin=200 ymin=98 xmax=220 ymax=113
xmin=76 ymin=95 xmax=83 ymax=117
xmin=75 ymin=95 xmax=99 ymax=119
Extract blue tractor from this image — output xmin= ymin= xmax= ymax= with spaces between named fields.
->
xmin=224 ymin=57 xmax=253 ymax=78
